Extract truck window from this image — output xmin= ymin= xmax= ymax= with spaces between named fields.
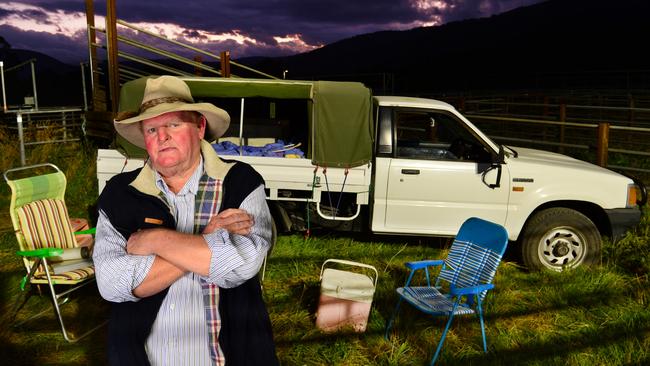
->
xmin=202 ymin=96 xmax=309 ymax=157
xmin=395 ymin=109 xmax=491 ymax=162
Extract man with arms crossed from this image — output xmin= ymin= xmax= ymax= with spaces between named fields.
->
xmin=93 ymin=75 xmax=277 ymax=365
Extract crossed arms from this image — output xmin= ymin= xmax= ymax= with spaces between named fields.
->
xmin=93 ymin=185 xmax=272 ymax=302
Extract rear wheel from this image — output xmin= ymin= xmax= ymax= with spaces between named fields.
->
xmin=520 ymin=208 xmax=601 ymax=271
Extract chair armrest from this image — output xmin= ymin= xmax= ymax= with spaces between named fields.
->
xmin=406 ymin=260 xmax=444 ymax=271
xmin=75 ymin=227 xmax=96 ymax=235
xmin=16 ymin=247 xmax=63 ymax=258
xmin=450 ymin=283 xmax=495 ymax=296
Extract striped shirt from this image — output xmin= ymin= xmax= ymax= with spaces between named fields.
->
xmin=94 ymin=158 xmax=272 ymax=365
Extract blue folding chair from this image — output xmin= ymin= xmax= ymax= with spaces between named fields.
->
xmin=385 ymin=217 xmax=509 ymax=365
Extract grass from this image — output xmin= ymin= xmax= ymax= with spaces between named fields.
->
xmin=264 ymin=232 xmax=650 ymax=366
xmin=0 ymin=126 xmax=649 ymax=365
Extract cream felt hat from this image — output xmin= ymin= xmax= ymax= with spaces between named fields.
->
xmin=114 ymin=75 xmax=230 ymax=149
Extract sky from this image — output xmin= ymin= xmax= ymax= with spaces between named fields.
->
xmin=0 ymin=0 xmax=544 ymax=65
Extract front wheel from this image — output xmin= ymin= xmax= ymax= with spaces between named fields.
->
xmin=520 ymin=208 xmax=602 ymax=271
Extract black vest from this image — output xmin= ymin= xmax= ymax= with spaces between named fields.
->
xmin=98 ymin=161 xmax=278 ymax=366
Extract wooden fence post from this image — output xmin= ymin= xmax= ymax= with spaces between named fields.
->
xmin=596 ymin=122 xmax=609 ymax=167
xmin=194 ymin=55 xmax=203 ymax=76
xmin=105 ymin=0 xmax=119 ymax=113
xmin=220 ymin=51 xmax=231 ymax=78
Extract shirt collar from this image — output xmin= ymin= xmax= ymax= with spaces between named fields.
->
xmin=153 ymin=156 xmax=204 ymax=196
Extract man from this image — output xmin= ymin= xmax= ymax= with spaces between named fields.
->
xmin=93 ymin=75 xmax=278 ymax=365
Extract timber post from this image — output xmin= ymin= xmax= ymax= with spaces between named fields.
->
xmin=596 ymin=122 xmax=609 ymax=167
xmin=220 ymin=51 xmax=231 ymax=77
xmin=105 ymin=0 xmax=119 ymax=113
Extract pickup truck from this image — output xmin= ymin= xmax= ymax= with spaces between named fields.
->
xmin=96 ymin=76 xmax=646 ymax=271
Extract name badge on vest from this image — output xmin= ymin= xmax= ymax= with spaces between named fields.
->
xmin=144 ymin=217 xmax=164 ymax=225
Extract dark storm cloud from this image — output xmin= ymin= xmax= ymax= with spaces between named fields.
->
xmin=0 ymin=24 xmax=86 ymax=63
xmin=112 ymin=0 xmax=543 ymax=46
xmin=114 ymin=0 xmax=424 ymax=44
xmin=1 ymin=0 xmax=545 ymax=63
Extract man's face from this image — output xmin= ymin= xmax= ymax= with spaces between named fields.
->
xmin=142 ymin=111 xmax=206 ymax=178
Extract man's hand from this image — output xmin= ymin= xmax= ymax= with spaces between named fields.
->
xmin=203 ymin=209 xmax=254 ymax=235
xmin=127 ymin=228 xmax=164 ymax=256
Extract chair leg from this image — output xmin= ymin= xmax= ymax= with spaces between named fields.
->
xmin=43 ymin=265 xmax=76 ymax=342
xmin=261 ymin=253 xmax=269 ymax=282
xmin=384 ymin=297 xmax=404 ymax=340
xmin=430 ymin=300 xmax=460 ymax=366
xmin=477 ymin=297 xmax=488 ymax=353
xmin=42 ymin=265 xmax=106 ymax=343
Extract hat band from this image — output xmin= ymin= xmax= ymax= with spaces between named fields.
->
xmin=139 ymin=96 xmax=189 ymax=114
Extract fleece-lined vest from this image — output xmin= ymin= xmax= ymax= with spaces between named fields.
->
xmin=98 ymin=161 xmax=278 ymax=366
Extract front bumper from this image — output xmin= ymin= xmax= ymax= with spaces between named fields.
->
xmin=605 ymin=207 xmax=642 ymax=239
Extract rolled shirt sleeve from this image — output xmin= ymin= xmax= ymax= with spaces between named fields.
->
xmin=93 ymin=210 xmax=155 ymax=302
xmin=202 ymin=184 xmax=273 ymax=288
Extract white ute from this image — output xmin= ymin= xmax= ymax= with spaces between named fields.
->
xmin=97 ymin=77 xmax=646 ymax=271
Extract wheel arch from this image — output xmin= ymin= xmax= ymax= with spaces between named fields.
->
xmin=521 ymin=200 xmax=611 ymax=239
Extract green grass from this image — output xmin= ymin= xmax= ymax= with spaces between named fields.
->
xmin=0 ymin=127 xmax=649 ymax=365
xmin=263 ymin=232 xmax=650 ymax=366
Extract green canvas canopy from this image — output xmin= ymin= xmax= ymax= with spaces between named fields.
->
xmin=114 ymin=76 xmax=374 ymax=168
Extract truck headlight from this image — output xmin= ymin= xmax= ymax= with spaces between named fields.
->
xmin=627 ymin=184 xmax=638 ymax=208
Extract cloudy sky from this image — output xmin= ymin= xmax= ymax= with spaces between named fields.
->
xmin=0 ymin=0 xmax=543 ymax=64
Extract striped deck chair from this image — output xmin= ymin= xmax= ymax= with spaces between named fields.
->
xmin=385 ymin=217 xmax=509 ymax=365
xmin=4 ymin=163 xmax=104 ymax=342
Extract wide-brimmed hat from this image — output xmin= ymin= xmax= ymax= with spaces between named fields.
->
xmin=114 ymin=75 xmax=230 ymax=149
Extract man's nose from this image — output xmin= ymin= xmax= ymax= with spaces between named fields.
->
xmin=157 ymin=127 xmax=170 ymax=141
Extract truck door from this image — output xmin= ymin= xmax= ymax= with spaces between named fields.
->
xmin=375 ymin=107 xmax=510 ymax=236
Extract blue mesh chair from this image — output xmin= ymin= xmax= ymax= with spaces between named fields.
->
xmin=385 ymin=217 xmax=509 ymax=365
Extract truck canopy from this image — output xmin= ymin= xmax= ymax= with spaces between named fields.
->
xmin=114 ymin=76 xmax=374 ymax=168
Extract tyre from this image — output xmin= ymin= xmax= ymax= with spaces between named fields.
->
xmin=520 ymin=207 xmax=601 ymax=271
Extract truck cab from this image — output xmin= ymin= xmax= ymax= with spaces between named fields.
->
xmin=370 ymin=96 xmax=644 ymax=271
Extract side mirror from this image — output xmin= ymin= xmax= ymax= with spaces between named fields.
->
xmin=482 ymin=145 xmax=504 ymax=189
xmin=493 ymin=144 xmax=505 ymax=164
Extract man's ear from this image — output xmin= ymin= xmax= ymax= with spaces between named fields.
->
xmin=198 ymin=115 xmax=207 ymax=139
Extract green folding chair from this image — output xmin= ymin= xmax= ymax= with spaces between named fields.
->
xmin=4 ymin=163 xmax=104 ymax=342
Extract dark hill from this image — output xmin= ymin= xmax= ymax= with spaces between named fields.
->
xmin=0 ymin=48 xmax=84 ymax=107
xmin=3 ymin=0 xmax=649 ymax=107
xmin=240 ymin=0 xmax=650 ymax=93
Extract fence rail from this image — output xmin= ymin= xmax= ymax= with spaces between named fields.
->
xmin=1 ymin=108 xmax=85 ymax=166
xmin=463 ymin=103 xmax=650 ymax=179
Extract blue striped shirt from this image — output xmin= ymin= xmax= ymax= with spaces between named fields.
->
xmin=94 ymin=158 xmax=272 ymax=365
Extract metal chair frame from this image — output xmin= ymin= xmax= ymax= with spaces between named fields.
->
xmin=385 ymin=217 xmax=509 ymax=365
xmin=4 ymin=163 xmax=105 ymax=342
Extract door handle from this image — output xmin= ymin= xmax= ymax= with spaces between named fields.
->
xmin=401 ymin=169 xmax=420 ymax=175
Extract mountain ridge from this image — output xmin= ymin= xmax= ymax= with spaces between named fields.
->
xmin=2 ymin=0 xmax=650 ymax=106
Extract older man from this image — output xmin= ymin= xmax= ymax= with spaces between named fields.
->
xmin=93 ymin=75 xmax=277 ymax=365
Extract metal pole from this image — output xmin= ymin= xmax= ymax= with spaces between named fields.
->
xmin=62 ymin=112 xmax=67 ymax=141
xmin=558 ymin=103 xmax=566 ymax=153
xmin=1 ymin=61 xmax=7 ymax=112
xmin=17 ymin=114 xmax=26 ymax=166
xmin=30 ymin=61 xmax=39 ymax=110
xmin=239 ymin=98 xmax=244 ymax=155
xmin=85 ymin=0 xmax=99 ymax=108
xmin=80 ymin=62 xmax=88 ymax=111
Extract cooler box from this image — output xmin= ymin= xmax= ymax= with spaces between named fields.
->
xmin=315 ymin=259 xmax=378 ymax=332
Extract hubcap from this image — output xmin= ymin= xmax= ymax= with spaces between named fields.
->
xmin=537 ymin=226 xmax=587 ymax=271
